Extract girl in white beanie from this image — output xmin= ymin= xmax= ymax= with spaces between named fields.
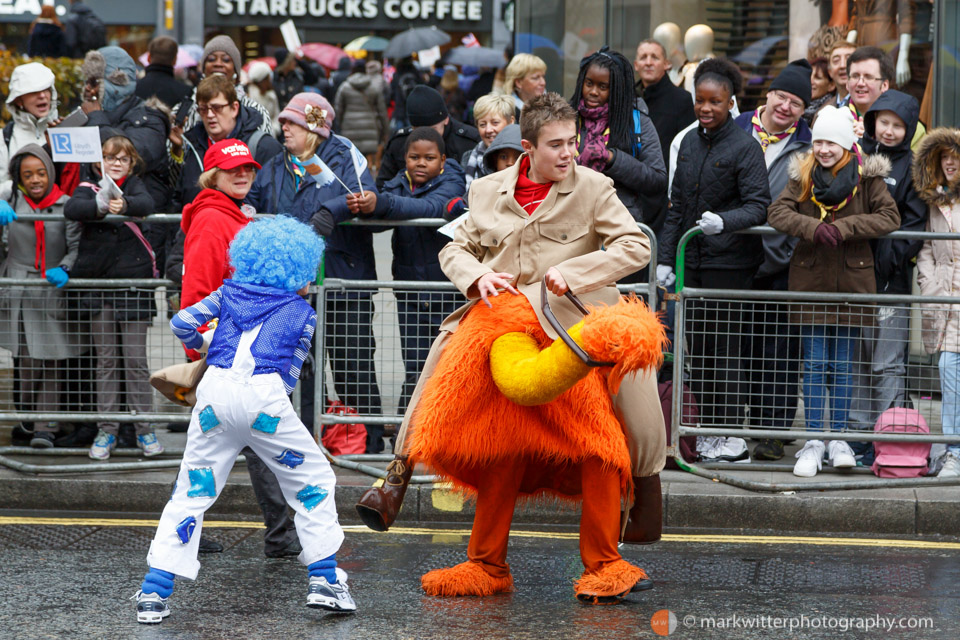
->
xmin=768 ymin=104 xmax=901 ymax=478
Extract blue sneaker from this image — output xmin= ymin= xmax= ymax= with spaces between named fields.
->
xmin=137 ymin=433 xmax=164 ymax=457
xmin=89 ymin=430 xmax=117 ymax=460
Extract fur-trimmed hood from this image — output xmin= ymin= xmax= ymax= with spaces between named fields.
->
xmin=911 ymin=127 xmax=960 ymax=208
xmin=787 ymin=151 xmax=892 ymax=182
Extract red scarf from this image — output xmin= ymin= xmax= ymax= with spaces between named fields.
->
xmin=22 ymin=183 xmax=65 ymax=274
xmin=513 ymin=155 xmax=553 ymax=215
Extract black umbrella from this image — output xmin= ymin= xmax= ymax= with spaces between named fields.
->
xmin=384 ymin=27 xmax=451 ymax=60
xmin=446 ymin=46 xmax=507 ymax=68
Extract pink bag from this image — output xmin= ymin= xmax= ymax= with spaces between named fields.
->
xmin=871 ymin=408 xmax=931 ymax=478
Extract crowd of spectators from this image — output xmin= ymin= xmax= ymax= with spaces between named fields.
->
xmin=1 ymin=27 xmax=959 ymax=482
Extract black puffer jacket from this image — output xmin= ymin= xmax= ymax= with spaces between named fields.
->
xmin=862 ymin=90 xmax=927 ymax=294
xmin=85 ymin=96 xmax=172 ymax=213
xmin=659 ymin=115 xmax=771 ymax=271
xmin=64 ymin=171 xmax=156 ymax=321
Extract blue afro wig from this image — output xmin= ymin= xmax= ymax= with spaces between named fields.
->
xmin=229 ymin=216 xmax=325 ymax=291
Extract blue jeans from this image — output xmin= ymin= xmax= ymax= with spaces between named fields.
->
xmin=938 ymin=351 xmax=960 ymax=456
xmin=801 ymin=326 xmax=859 ymax=432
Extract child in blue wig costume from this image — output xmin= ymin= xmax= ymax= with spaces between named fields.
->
xmin=134 ymin=216 xmax=356 ymax=624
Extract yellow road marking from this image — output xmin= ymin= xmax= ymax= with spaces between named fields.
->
xmin=0 ymin=516 xmax=958 ymax=550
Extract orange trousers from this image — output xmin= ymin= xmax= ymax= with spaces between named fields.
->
xmin=466 ymin=456 xmax=623 ymax=579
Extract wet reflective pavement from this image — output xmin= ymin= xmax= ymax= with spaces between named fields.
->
xmin=1 ymin=520 xmax=958 ymax=639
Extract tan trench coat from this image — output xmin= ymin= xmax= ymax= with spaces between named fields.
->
xmin=395 ymin=156 xmax=666 ymax=477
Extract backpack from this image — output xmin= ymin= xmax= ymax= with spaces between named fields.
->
xmin=75 ymin=11 xmax=106 ymax=56
xmin=871 ymin=407 xmax=931 ymax=478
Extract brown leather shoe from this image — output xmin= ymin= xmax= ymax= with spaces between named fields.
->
xmin=355 ymin=455 xmax=413 ymax=532
xmin=620 ymin=474 xmax=662 ymax=545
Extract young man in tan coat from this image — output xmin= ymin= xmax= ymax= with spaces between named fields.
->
xmin=356 ymin=92 xmax=666 ymax=548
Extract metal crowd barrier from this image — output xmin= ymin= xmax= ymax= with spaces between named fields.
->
xmin=669 ymin=226 xmax=960 ymax=490
xmin=1 ymin=214 xmax=656 ymax=479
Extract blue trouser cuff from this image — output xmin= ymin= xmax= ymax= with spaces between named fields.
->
xmin=142 ymin=567 xmax=176 ymax=598
xmin=308 ymin=554 xmax=337 ymax=583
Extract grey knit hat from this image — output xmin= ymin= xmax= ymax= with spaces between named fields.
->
xmin=202 ymin=35 xmax=242 ymax=79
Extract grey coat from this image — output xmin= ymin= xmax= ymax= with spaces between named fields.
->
xmin=0 ymin=195 xmax=81 ymax=359
xmin=334 ymin=73 xmax=388 ymax=156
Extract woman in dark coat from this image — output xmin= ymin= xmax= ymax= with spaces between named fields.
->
xmin=26 ymin=6 xmax=66 ymax=58
xmin=768 ymin=105 xmax=900 ymax=478
xmin=657 ymin=58 xmax=771 ymax=463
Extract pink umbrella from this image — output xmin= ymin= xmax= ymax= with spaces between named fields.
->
xmin=300 ymin=43 xmax=350 ymax=70
xmin=138 ymin=49 xmax=197 ymax=70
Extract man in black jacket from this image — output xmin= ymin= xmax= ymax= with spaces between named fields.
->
xmin=376 ymin=85 xmax=479 ymax=189
xmin=734 ymin=60 xmax=813 ymax=461
xmin=135 ymin=36 xmax=192 ymax=110
xmin=634 ymin=39 xmax=695 ymax=236
xmin=848 ymin=90 xmax=927 ymax=444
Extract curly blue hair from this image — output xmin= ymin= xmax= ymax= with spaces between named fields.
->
xmin=229 ymin=216 xmax=325 ymax=291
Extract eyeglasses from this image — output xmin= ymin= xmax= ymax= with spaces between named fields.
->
xmin=849 ymin=74 xmax=883 ymax=84
xmin=772 ymin=91 xmax=804 ymax=111
xmin=197 ymin=102 xmax=232 ymax=117
xmin=103 ymin=155 xmax=132 ymax=166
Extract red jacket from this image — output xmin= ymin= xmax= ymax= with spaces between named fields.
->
xmin=180 ymin=188 xmax=251 ymax=308
xmin=180 ymin=188 xmax=251 ymax=359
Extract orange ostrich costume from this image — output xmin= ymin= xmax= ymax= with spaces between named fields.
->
xmin=408 ymin=292 xmax=666 ymax=603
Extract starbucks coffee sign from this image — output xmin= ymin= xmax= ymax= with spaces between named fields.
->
xmin=211 ymin=0 xmax=490 ymax=29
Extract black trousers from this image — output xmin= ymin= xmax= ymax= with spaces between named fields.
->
xmin=747 ymin=270 xmax=800 ymax=430
xmin=395 ymin=290 xmax=460 ymax=415
xmin=244 ymin=448 xmax=298 ymax=552
xmin=685 ymin=267 xmax=756 ymax=428
xmin=324 ymin=294 xmax=383 ymax=453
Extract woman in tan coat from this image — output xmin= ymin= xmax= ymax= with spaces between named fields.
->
xmin=914 ymin=127 xmax=960 ymax=478
xmin=768 ymin=106 xmax=899 ymax=478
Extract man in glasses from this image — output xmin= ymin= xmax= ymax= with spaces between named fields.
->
xmin=845 ymin=46 xmax=926 ymax=148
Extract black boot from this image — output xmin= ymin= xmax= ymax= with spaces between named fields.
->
xmin=54 ymin=424 xmax=98 ymax=448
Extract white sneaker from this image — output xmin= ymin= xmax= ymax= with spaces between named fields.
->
xmin=696 ymin=436 xmax=723 ymax=460
xmin=938 ymin=453 xmax=960 ymax=479
xmin=133 ymin=590 xmax=170 ymax=624
xmin=307 ymin=569 xmax=356 ymax=612
xmin=793 ymin=440 xmax=825 ymax=477
xmin=827 ymin=440 xmax=857 ymax=468
xmin=701 ymin=436 xmax=751 ymax=463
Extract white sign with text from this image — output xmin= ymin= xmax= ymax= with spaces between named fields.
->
xmin=48 ymin=127 xmax=103 ymax=163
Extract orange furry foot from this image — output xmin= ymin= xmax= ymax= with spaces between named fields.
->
xmin=574 ymin=560 xmax=650 ymax=605
xmin=421 ymin=561 xmax=514 ymax=597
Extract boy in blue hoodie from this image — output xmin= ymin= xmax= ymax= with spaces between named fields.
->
xmin=348 ymin=127 xmax=466 ymax=415
xmin=134 ymin=216 xmax=355 ymax=623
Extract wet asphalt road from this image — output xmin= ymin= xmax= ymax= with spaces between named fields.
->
xmin=0 ymin=519 xmax=958 ymax=640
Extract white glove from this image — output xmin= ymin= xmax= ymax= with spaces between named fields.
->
xmin=198 ymin=324 xmax=217 ymax=354
xmin=95 ymin=188 xmax=111 ymax=215
xmin=656 ymin=264 xmax=676 ymax=287
xmin=697 ymin=211 xmax=724 ymax=235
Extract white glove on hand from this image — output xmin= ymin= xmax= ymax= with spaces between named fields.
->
xmin=656 ymin=264 xmax=676 ymax=287
xmin=95 ymin=189 xmax=111 ymax=215
xmin=697 ymin=211 xmax=724 ymax=235
xmin=198 ymin=323 xmax=217 ymax=354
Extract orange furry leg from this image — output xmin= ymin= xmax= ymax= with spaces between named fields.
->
xmin=421 ymin=561 xmax=515 ymax=597
xmin=574 ymin=559 xmax=649 ymax=605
